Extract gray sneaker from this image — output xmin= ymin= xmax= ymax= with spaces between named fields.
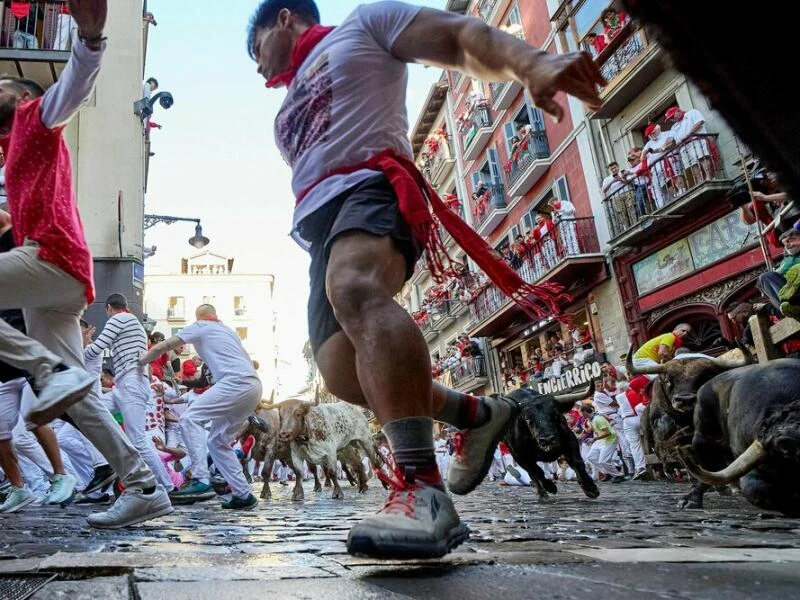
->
xmin=0 ymin=486 xmax=37 ymax=513
xmin=346 ymin=468 xmax=469 ymax=559
xmin=46 ymin=473 xmax=76 ymax=505
xmin=27 ymin=366 xmax=95 ymax=426
xmin=86 ymin=485 xmax=173 ymax=529
xmin=447 ymin=395 xmax=518 ymax=495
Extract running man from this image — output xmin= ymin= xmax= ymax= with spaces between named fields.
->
xmin=247 ymin=0 xmax=604 ymax=558
xmin=139 ymin=304 xmax=262 ymax=510
xmin=0 ymin=0 xmax=171 ymax=528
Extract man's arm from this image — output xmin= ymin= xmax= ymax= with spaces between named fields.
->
xmin=139 ymin=336 xmax=185 ymax=366
xmin=40 ymin=0 xmax=107 ymax=129
xmin=392 ymin=8 xmax=604 ymax=122
xmin=84 ymin=314 xmax=122 ymax=359
xmin=657 ymin=344 xmax=674 ymax=361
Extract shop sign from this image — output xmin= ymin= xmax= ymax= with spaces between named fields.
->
xmin=633 ymin=211 xmax=758 ymax=294
xmin=537 ymin=361 xmax=602 ymax=395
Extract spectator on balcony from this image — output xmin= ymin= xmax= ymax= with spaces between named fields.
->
xmin=548 ymin=196 xmax=580 ymax=256
xmin=642 ymin=123 xmax=680 ymax=207
xmin=623 ymin=148 xmax=650 ymax=218
xmin=601 ymin=161 xmax=628 ymax=196
xmin=9 ymin=1 xmax=41 ymax=49
xmin=546 ymin=332 xmax=565 ymax=356
xmin=665 ymin=105 xmax=715 ymax=188
xmin=531 ymin=212 xmax=558 ymax=269
xmin=54 ymin=3 xmax=74 ymax=51
xmin=601 ymin=8 xmax=629 ymax=41
xmin=584 ymin=32 xmax=607 ymax=57
xmin=570 ymin=325 xmax=594 ymax=366
xmin=512 ymin=233 xmax=529 ymax=262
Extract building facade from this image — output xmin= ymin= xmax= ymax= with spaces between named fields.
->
xmin=144 ymin=251 xmax=278 ymax=394
xmin=404 ymin=0 xmax=773 ymax=394
xmin=0 ymin=1 xmax=153 ymax=321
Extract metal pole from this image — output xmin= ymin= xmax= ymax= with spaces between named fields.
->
xmin=734 ymin=138 xmax=772 ymax=269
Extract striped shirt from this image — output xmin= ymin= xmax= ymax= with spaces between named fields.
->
xmin=85 ymin=312 xmax=147 ymax=376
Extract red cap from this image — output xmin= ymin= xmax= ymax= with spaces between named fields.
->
xmin=665 ymin=106 xmax=681 ymax=119
xmin=644 ymin=123 xmax=658 ymax=136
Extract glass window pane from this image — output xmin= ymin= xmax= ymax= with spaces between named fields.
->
xmin=574 ymin=0 xmax=607 ymax=37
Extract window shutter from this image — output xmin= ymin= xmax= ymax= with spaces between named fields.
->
xmin=503 ymin=122 xmax=516 ymax=153
xmin=554 ymin=176 xmax=570 ymax=203
xmin=487 ymin=148 xmax=501 ymax=184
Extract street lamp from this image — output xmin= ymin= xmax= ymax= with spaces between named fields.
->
xmin=134 ymin=91 xmax=175 ymax=122
xmin=144 ymin=214 xmax=210 ymax=249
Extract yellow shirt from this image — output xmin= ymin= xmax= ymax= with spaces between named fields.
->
xmin=634 ymin=333 xmax=677 ymax=362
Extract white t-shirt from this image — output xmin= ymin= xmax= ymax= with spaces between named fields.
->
xmin=177 ymin=321 xmax=257 ymax=383
xmin=670 ymin=109 xmax=707 ymax=143
xmin=274 ymin=2 xmax=423 ymax=249
xmin=602 ymin=173 xmax=627 ymax=196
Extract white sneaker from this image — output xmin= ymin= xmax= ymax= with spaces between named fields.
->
xmin=0 ymin=486 xmax=37 ymax=513
xmin=46 ymin=473 xmax=77 ymax=505
xmin=86 ymin=485 xmax=174 ymax=529
xmin=27 ymin=366 xmax=95 ymax=426
xmin=347 ymin=467 xmax=469 ymax=559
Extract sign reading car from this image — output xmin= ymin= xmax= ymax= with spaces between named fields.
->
xmin=538 ymin=362 xmax=602 ymax=395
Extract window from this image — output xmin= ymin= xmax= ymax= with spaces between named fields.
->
xmin=236 ymin=327 xmax=248 ymax=341
xmin=202 ymin=296 xmax=215 ymax=305
xmin=521 ymin=177 xmax=569 ymax=229
xmin=507 ymin=3 xmax=522 ymax=26
xmin=234 ymin=296 xmax=247 ymax=316
xmin=167 ymin=296 xmax=185 ymax=319
xmin=574 ymin=0 xmax=607 ymax=37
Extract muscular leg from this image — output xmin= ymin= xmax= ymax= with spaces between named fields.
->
xmin=324 ymin=233 xmax=430 ymax=423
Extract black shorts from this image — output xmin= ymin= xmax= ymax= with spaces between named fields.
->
xmin=297 ymin=174 xmax=422 ymax=353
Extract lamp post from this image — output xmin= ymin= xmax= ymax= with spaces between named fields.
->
xmin=144 ymin=214 xmax=210 ymax=249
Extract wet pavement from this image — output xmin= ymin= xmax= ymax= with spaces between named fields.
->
xmin=1 ymin=478 xmax=800 ymax=599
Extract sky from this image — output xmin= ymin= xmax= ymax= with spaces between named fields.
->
xmin=144 ymin=1 xmax=447 ymax=395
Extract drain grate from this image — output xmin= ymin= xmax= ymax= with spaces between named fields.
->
xmin=0 ymin=574 xmax=56 ymax=600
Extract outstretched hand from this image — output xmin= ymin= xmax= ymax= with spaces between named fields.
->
xmin=522 ymin=51 xmax=605 ymax=122
xmin=68 ymin=0 xmax=107 ymax=39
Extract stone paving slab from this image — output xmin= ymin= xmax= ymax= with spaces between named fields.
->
xmin=29 ymin=575 xmax=131 ymax=600
xmin=136 ymin=579 xmax=412 ymax=600
xmin=567 ymin=547 xmax=800 ymax=563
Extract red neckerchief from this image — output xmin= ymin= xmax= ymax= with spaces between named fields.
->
xmin=296 ymin=149 xmax=571 ymax=322
xmin=265 ymin=24 xmax=335 ymax=89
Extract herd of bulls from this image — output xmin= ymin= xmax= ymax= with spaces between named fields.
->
xmin=236 ymin=352 xmax=800 ymax=518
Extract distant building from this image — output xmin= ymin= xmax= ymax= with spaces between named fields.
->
xmin=144 ymin=251 xmax=278 ymax=394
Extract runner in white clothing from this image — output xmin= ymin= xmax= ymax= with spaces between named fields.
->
xmin=139 ymin=304 xmax=262 ymax=510
xmin=85 ymin=294 xmax=174 ymax=492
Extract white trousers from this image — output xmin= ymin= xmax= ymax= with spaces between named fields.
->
xmin=586 ymin=441 xmax=618 ymax=476
xmin=180 ymin=377 xmax=261 ymax=498
xmin=52 ymin=419 xmax=104 ymax=488
xmin=106 ymin=369 xmax=174 ymax=489
xmin=623 ymin=415 xmax=646 ymax=472
xmin=632 ymin=357 xmax=660 ymax=381
xmin=435 ymin=451 xmax=450 ymax=481
xmin=0 ymin=377 xmax=31 ymax=441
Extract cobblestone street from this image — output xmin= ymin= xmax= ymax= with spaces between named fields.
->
xmin=2 ymin=479 xmax=800 ymax=599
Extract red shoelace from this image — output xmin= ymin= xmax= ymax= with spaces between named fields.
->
xmin=376 ymin=466 xmax=421 ymax=518
xmin=452 ymin=431 xmax=467 ymax=459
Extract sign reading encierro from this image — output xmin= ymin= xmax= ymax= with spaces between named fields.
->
xmin=538 ymin=361 xmax=602 ymax=395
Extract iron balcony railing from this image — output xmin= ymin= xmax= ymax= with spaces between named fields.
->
xmin=592 ymin=21 xmax=647 ymax=84
xmin=468 ymin=217 xmax=601 ymax=326
xmin=602 ymin=134 xmax=724 ymax=238
xmin=1 ymin=1 xmax=72 ymax=51
xmin=477 ymin=0 xmax=498 ymax=22
xmin=460 ymin=104 xmax=493 ymax=151
xmin=436 ymin=356 xmax=487 ymax=388
xmin=506 ymin=130 xmax=551 ymax=186
xmin=471 ymin=181 xmax=507 ymax=229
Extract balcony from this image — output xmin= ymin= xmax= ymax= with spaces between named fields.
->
xmin=477 ymin=0 xmax=498 ymax=21
xmin=472 ymin=181 xmax=508 ymax=236
xmin=421 ymin=137 xmax=456 ymax=188
xmin=416 ymin=312 xmax=440 ymax=342
xmin=505 ymin=131 xmax=552 ymax=198
xmin=0 ymin=1 xmax=71 ymax=86
xmin=459 ymin=103 xmax=494 ymax=161
xmin=603 ymin=134 xmax=734 ymax=246
xmin=438 ymin=356 xmax=488 ymax=393
xmin=591 ymin=22 xmax=665 ymax=119
xmin=467 ymin=217 xmax=605 ymax=337
xmin=489 ymin=80 xmax=523 ymax=111
xmin=409 ymin=258 xmax=429 ymax=285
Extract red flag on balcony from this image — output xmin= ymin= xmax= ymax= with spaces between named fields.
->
xmin=11 ymin=2 xmax=31 ymax=20
xmin=296 ymin=149 xmax=572 ymax=323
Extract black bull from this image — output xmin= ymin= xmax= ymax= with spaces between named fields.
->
xmin=503 ymin=385 xmax=599 ymax=500
xmin=626 ymin=348 xmax=752 ymax=475
xmin=679 ymin=359 xmax=800 ymax=516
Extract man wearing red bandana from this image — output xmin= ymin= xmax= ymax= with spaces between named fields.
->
xmin=248 ymin=0 xmax=604 ymax=559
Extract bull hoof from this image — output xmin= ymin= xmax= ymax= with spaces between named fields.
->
xmin=260 ymin=490 xmax=271 ymax=500
xmin=332 ymin=490 xmax=344 ymax=500
xmin=716 ymin=486 xmax=733 ymax=497
xmin=543 ymin=479 xmax=558 ymax=494
xmin=358 ymin=485 xmax=368 ymax=494
xmin=583 ymin=484 xmax=600 ymax=499
xmin=292 ymin=490 xmax=305 ymax=502
xmin=324 ymin=481 xmax=332 ymax=488
xmin=678 ymin=497 xmax=703 ymax=509
xmin=313 ymin=483 xmax=322 ymax=492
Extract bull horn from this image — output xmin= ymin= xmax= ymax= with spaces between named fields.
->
xmin=553 ymin=381 xmax=595 ymax=408
xmin=626 ymin=345 xmax=665 ymax=375
xmin=678 ymin=440 xmax=767 ymax=486
xmin=313 ymin=385 xmax=320 ymax=406
xmin=711 ymin=344 xmax=754 ymax=370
